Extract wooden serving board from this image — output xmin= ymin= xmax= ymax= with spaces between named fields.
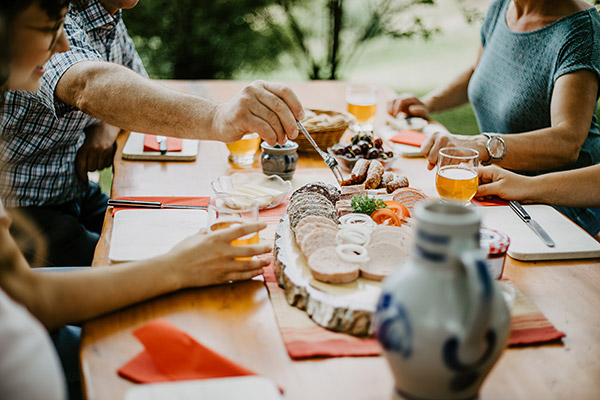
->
xmin=274 ymin=215 xmax=381 ymax=337
xmin=479 ymin=205 xmax=600 ymax=261
xmin=122 ymin=132 xmax=199 ymax=161
xmin=109 ymin=209 xmax=206 ymax=262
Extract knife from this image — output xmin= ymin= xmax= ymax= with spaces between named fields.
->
xmin=107 ymin=199 xmax=207 ymax=210
xmin=508 ymin=200 xmax=555 ymax=247
xmin=156 ymin=135 xmax=168 ymax=155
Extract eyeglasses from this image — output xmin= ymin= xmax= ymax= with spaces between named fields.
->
xmin=26 ymin=20 xmax=65 ymax=50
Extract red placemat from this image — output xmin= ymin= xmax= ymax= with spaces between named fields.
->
xmin=390 ymin=130 xmax=427 ymax=147
xmin=143 ymin=134 xmax=182 ymax=152
xmin=472 ymin=197 xmax=510 ymax=207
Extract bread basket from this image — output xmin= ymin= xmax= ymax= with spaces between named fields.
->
xmin=295 ymin=109 xmax=354 ymax=153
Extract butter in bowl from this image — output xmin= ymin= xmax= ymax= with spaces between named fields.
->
xmin=211 ymin=172 xmax=291 ymax=210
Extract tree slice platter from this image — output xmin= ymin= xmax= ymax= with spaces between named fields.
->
xmin=274 ymin=215 xmax=382 ymax=337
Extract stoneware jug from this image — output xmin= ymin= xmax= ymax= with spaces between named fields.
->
xmin=374 ymin=201 xmax=510 ymax=400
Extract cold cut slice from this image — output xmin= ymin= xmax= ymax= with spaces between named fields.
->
xmin=301 ymin=229 xmax=338 ymax=258
xmin=361 ymin=242 xmax=410 ymax=281
xmin=308 ymin=246 xmax=360 ymax=284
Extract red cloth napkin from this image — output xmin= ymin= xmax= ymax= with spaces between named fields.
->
xmin=143 ymin=134 xmax=183 ymax=152
xmin=111 ymin=196 xmax=210 ymax=216
xmin=118 ymin=319 xmax=258 ymax=383
xmin=472 ymin=197 xmax=510 ymax=206
xmin=390 ymin=130 xmax=427 ymax=147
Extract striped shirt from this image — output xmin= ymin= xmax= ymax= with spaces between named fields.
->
xmin=0 ymin=0 xmax=147 ymax=207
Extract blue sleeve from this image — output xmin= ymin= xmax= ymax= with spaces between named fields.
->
xmin=554 ymin=10 xmax=600 ymax=90
xmin=36 ymin=12 xmax=103 ymax=118
xmin=480 ymin=0 xmax=507 ymax=48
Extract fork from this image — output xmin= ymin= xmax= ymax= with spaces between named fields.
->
xmin=296 ymin=121 xmax=344 ymax=184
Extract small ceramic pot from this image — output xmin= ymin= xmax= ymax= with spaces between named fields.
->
xmin=260 ymin=141 xmax=298 ymax=180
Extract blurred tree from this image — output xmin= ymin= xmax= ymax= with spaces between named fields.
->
xmin=123 ymin=0 xmax=295 ymax=79
xmin=268 ymin=0 xmax=440 ymax=80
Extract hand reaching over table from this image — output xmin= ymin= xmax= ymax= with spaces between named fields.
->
xmin=421 ymin=131 xmax=488 ymax=170
xmin=213 ymin=80 xmax=305 ymax=146
xmin=167 ymin=221 xmax=272 ymax=287
xmin=387 ymin=93 xmax=430 ymax=119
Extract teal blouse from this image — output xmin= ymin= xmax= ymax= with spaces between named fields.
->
xmin=467 ymin=0 xmax=600 ymax=173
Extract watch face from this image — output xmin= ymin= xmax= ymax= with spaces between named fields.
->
xmin=488 ymin=136 xmax=505 ymax=159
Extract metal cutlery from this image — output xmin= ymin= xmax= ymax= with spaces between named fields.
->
xmin=509 ymin=200 xmax=555 ymax=247
xmin=296 ymin=121 xmax=344 ymax=184
xmin=107 ymin=199 xmax=207 ymax=210
xmin=156 ymin=135 xmax=168 ymax=155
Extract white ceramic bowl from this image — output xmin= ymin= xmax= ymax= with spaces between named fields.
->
xmin=211 ymin=172 xmax=292 ymax=210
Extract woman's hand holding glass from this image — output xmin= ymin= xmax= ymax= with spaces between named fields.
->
xmin=167 ymin=221 xmax=271 ymax=288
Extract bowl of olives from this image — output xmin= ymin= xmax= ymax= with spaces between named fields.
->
xmin=328 ymin=133 xmax=398 ymax=172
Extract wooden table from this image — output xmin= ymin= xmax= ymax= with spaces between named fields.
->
xmin=81 ymin=81 xmax=600 ymax=400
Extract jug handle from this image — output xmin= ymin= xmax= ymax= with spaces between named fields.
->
xmin=457 ymin=249 xmax=495 ymax=364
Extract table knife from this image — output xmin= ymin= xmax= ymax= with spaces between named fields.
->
xmin=107 ymin=199 xmax=207 ymax=210
xmin=508 ymin=200 xmax=555 ymax=247
xmin=156 ymin=135 xmax=168 ymax=155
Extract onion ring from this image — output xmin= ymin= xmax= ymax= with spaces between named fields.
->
xmin=336 ymin=243 xmax=369 ymax=263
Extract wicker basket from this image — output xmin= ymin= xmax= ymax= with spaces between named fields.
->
xmin=295 ymin=109 xmax=354 ymax=153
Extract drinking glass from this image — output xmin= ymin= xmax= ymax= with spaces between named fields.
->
xmin=226 ymin=133 xmax=261 ymax=166
xmin=208 ymin=194 xmax=259 ymax=260
xmin=346 ymin=85 xmax=377 ymax=131
xmin=435 ymin=147 xmax=479 ymax=205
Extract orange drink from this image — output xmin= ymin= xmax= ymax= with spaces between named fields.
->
xmin=210 ymin=220 xmax=260 ymax=246
xmin=435 ymin=147 xmax=479 ymax=205
xmin=436 ymin=166 xmax=478 ymax=203
xmin=208 ymin=194 xmax=259 ymax=260
xmin=346 ymin=85 xmax=377 ymax=124
xmin=226 ymin=133 xmax=261 ymax=166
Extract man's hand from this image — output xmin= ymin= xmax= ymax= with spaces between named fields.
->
xmin=212 ymin=80 xmax=304 ymax=146
xmin=421 ymin=131 xmax=488 ymax=170
xmin=476 ymin=165 xmax=532 ymax=202
xmin=75 ymin=122 xmax=120 ymax=182
xmin=387 ymin=94 xmax=429 ymax=119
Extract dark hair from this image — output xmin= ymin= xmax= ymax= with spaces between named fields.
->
xmin=1 ymin=0 xmax=88 ymax=21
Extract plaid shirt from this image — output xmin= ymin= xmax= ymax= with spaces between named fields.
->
xmin=0 ymin=0 xmax=147 ymax=207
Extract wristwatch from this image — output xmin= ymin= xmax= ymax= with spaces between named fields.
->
xmin=482 ymin=133 xmax=506 ymax=163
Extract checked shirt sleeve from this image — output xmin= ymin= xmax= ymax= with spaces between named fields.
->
xmin=36 ymin=13 xmax=103 ymax=118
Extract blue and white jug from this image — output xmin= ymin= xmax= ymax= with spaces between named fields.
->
xmin=375 ymin=201 xmax=510 ymax=400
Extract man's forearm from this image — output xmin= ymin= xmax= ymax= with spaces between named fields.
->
xmin=57 ymin=61 xmax=219 ymax=140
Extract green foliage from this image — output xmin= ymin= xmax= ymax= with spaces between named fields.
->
xmin=122 ymin=0 xmax=294 ymax=79
xmin=270 ymin=0 xmax=440 ymax=80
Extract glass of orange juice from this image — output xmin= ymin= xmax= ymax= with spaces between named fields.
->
xmin=226 ymin=133 xmax=261 ymax=166
xmin=346 ymin=84 xmax=377 ymax=130
xmin=208 ymin=194 xmax=259 ymax=259
xmin=435 ymin=147 xmax=479 ymax=205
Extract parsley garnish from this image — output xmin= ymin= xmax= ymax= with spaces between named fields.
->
xmin=350 ymin=194 xmax=386 ymax=215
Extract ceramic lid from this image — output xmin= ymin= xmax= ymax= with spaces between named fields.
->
xmin=261 ymin=141 xmax=298 ymax=155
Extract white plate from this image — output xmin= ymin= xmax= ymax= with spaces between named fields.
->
xmin=211 ymin=173 xmax=291 ymax=210
xmin=125 ymin=376 xmax=282 ymax=400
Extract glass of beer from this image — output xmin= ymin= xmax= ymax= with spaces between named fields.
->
xmin=346 ymin=84 xmax=377 ymax=130
xmin=208 ymin=194 xmax=259 ymax=259
xmin=435 ymin=147 xmax=479 ymax=205
xmin=226 ymin=132 xmax=261 ymax=166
